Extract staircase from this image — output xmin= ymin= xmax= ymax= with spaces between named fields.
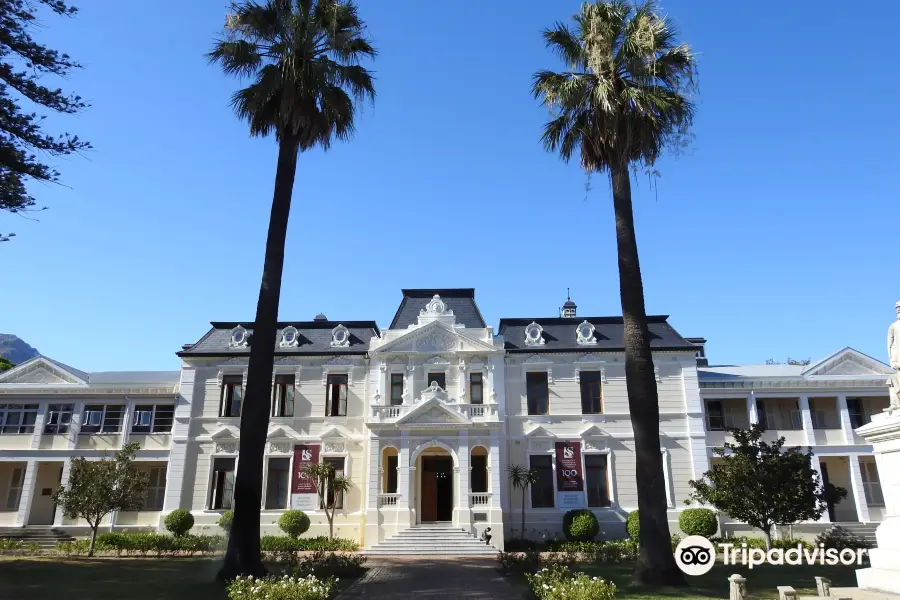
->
xmin=834 ymin=522 xmax=880 ymax=546
xmin=364 ymin=524 xmax=498 ymax=556
xmin=0 ymin=527 xmax=75 ymax=550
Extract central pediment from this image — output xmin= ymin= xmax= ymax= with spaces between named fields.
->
xmin=372 ymin=321 xmax=496 ymax=355
xmin=395 ymin=397 xmax=471 ymax=427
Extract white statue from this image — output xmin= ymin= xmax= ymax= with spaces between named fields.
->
xmin=888 ymin=301 xmax=900 ymax=409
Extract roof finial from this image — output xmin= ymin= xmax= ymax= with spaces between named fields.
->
xmin=567 ymin=287 xmax=571 ymax=301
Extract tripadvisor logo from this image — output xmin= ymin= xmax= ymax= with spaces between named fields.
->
xmin=674 ymin=536 xmax=868 ymax=576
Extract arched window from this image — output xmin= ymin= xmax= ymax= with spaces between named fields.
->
xmin=470 ymin=446 xmax=488 ymax=493
xmin=382 ymin=447 xmax=399 ymax=494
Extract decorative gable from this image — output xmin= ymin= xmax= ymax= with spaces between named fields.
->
xmin=372 ymin=320 xmax=496 ymax=355
xmin=396 ymin=398 xmax=470 ymax=427
xmin=803 ymin=348 xmax=893 ymax=378
xmin=0 ymin=357 xmax=87 ymax=385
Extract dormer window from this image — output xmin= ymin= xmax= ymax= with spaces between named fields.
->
xmin=524 ymin=322 xmax=545 ymax=346
xmin=229 ymin=326 xmax=249 ymax=348
xmin=576 ymin=321 xmax=596 ymax=345
xmin=280 ymin=326 xmax=299 ymax=347
xmin=330 ymin=324 xmax=350 ymax=348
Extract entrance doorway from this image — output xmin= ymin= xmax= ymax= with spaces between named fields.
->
xmin=27 ymin=462 xmax=64 ymax=525
xmin=421 ymin=456 xmax=453 ymax=522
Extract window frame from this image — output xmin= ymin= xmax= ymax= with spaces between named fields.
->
xmin=579 ymin=371 xmax=603 ymax=414
xmin=322 ymin=457 xmax=346 ymax=510
xmin=385 ymin=454 xmax=398 ymax=494
xmin=131 ymin=404 xmax=175 ymax=434
xmin=847 ymin=398 xmax=866 ymax=429
xmin=209 ymin=456 xmax=237 ymax=510
xmin=860 ymin=459 xmax=884 ymax=507
xmin=526 ymin=372 xmax=550 ymax=416
xmin=706 ymin=400 xmax=725 ymax=431
xmin=271 ymin=374 xmax=295 ymax=418
xmin=44 ymin=404 xmax=74 ymax=435
xmin=142 ymin=466 xmax=167 ymax=511
xmin=585 ymin=453 xmax=610 ymax=507
xmin=264 ymin=457 xmax=291 ymax=510
xmin=470 ymin=453 xmax=488 ymax=493
xmin=326 ymin=374 xmax=349 ymax=417
xmin=220 ymin=375 xmax=243 ymax=418
xmin=469 ymin=372 xmax=484 ymax=405
xmin=5 ymin=466 xmax=25 ymax=510
xmin=529 ymin=454 xmax=555 ymax=508
xmin=390 ymin=373 xmax=404 ymax=406
xmin=425 ymin=371 xmax=446 ymax=390
xmin=0 ymin=404 xmax=39 ymax=435
xmin=80 ymin=404 xmax=125 ymax=434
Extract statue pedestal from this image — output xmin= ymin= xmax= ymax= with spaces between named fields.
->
xmin=856 ymin=410 xmax=900 ymax=594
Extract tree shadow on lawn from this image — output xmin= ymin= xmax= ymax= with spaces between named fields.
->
xmin=0 ymin=557 xmax=228 ymax=600
xmin=575 ymin=563 xmax=860 ymax=600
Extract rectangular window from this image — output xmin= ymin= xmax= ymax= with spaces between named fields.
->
xmin=220 ymin=375 xmax=243 ymax=417
xmin=706 ymin=400 xmax=724 ymax=430
xmin=526 ymin=372 xmax=549 ymax=415
xmin=326 ymin=374 xmax=348 ymax=417
xmin=579 ymin=372 xmax=603 ymax=414
xmin=210 ymin=457 xmax=236 ymax=510
xmin=471 ymin=454 xmax=488 ymax=493
xmin=5 ymin=466 xmax=24 ymax=510
xmin=425 ymin=372 xmax=446 ymax=390
xmin=131 ymin=405 xmax=175 ymax=434
xmin=586 ymin=454 xmax=610 ymax=507
xmin=385 ymin=455 xmax=398 ymax=494
xmin=80 ymin=404 xmax=125 ymax=434
xmin=861 ymin=460 xmax=884 ymax=506
xmin=390 ymin=374 xmax=404 ymax=406
xmin=323 ymin=457 xmax=345 ymax=509
xmin=469 ymin=373 xmax=484 ymax=405
xmin=530 ymin=455 xmax=554 ymax=508
xmin=271 ymin=375 xmax=295 ymax=417
xmin=143 ymin=466 xmax=167 ymax=510
xmin=44 ymin=404 xmax=74 ymax=435
xmin=847 ymin=398 xmax=866 ymax=428
xmin=265 ymin=458 xmax=291 ymax=509
xmin=0 ymin=404 xmax=38 ymax=435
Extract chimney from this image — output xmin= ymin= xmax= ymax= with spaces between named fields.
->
xmin=685 ymin=337 xmax=708 ymax=367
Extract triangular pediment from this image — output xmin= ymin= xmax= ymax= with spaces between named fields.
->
xmin=396 ymin=397 xmax=470 ymax=426
xmin=0 ymin=357 xmax=88 ymax=385
xmin=373 ymin=321 xmax=495 ymax=355
xmin=580 ymin=424 xmax=609 ymax=437
xmin=523 ymin=354 xmax=553 ymax=365
xmin=319 ymin=425 xmax=352 ymax=440
xmin=267 ymin=427 xmax=292 ymax=440
xmin=803 ymin=348 xmax=893 ymax=378
xmin=210 ymin=427 xmax=239 ymax=440
xmin=525 ymin=424 xmax=556 ymax=438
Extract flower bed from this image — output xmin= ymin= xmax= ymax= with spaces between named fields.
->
xmin=527 ymin=564 xmax=617 ymax=600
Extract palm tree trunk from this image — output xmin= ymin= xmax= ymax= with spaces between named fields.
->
xmin=521 ymin=488 xmax=526 ymax=541
xmin=218 ymin=136 xmax=300 ymax=580
xmin=610 ymin=164 xmax=685 ymax=587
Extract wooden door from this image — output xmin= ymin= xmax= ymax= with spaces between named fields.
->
xmin=422 ymin=469 xmax=437 ymax=522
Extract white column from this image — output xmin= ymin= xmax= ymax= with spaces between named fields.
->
xmin=837 ymin=395 xmax=854 ymax=444
xmin=810 ymin=456 xmax=829 ymax=523
xmin=457 ymin=430 xmax=470 ymax=528
xmin=747 ymin=391 xmax=759 ymax=425
xmin=30 ymin=401 xmax=47 ymax=449
xmin=367 ymin=438 xmax=380 ymax=510
xmin=163 ymin=367 xmax=194 ymax=513
xmin=68 ymin=401 xmax=85 ymax=449
xmin=52 ymin=459 xmax=72 ymax=527
xmin=398 ymin=432 xmax=410 ymax=509
xmin=799 ymin=396 xmax=815 ymax=446
xmin=120 ymin=398 xmax=135 ymax=448
xmin=848 ymin=455 xmax=871 ymax=523
xmin=680 ymin=362 xmax=711 ymax=496
xmin=15 ymin=460 xmax=39 ymax=526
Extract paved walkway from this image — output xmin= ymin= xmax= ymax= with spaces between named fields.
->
xmin=337 ymin=556 xmax=523 ymax=599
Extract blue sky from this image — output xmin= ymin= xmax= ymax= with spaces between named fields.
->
xmin=2 ymin=0 xmax=898 ymax=372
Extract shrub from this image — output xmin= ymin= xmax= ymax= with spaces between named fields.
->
xmin=56 ymin=539 xmax=90 ymax=556
xmin=626 ymin=510 xmax=640 ymax=541
xmin=164 ymin=509 xmax=195 ymax=537
xmin=497 ymin=550 xmax=542 ymax=575
xmin=0 ymin=539 xmax=40 ymax=555
xmin=527 ymin=564 xmax=617 ymax=600
xmin=218 ymin=510 xmax=234 ymax=533
xmin=227 ymin=574 xmax=334 ymax=600
xmin=173 ymin=534 xmax=204 ymax=556
xmin=562 ymin=509 xmax=599 ymax=542
xmin=279 ymin=510 xmax=311 ymax=539
xmin=679 ymin=508 xmax=717 ymax=538
xmin=815 ymin=526 xmax=872 ymax=550
xmin=289 ymin=550 xmax=367 ymax=579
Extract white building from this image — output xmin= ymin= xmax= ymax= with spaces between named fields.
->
xmin=0 ymin=289 xmax=891 ymax=548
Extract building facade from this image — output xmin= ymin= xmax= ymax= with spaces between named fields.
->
xmin=0 ymin=288 xmax=892 ymax=547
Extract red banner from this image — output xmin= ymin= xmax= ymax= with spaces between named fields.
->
xmin=555 ymin=441 xmax=583 ymax=491
xmin=292 ymin=444 xmax=320 ymax=494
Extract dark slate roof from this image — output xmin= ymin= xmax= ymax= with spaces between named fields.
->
xmin=389 ymin=289 xmax=487 ymax=330
xmin=177 ymin=320 xmax=380 ymax=357
xmin=497 ymin=316 xmax=696 ymax=353
xmin=89 ymin=371 xmax=180 ymax=385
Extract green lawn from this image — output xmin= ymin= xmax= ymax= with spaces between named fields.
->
xmin=572 ymin=562 xmax=860 ymax=600
xmin=0 ymin=557 xmax=228 ymax=600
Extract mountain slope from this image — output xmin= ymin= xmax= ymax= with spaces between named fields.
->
xmin=0 ymin=334 xmax=40 ymax=365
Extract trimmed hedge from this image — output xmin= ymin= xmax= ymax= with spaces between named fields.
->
xmin=218 ymin=510 xmax=234 ymax=532
xmin=260 ymin=535 xmax=360 ymax=553
xmin=679 ymin=508 xmax=717 ymax=538
xmin=562 ymin=509 xmax=599 ymax=542
xmin=94 ymin=532 xmax=225 ymax=556
xmin=164 ymin=509 xmax=195 ymax=537
xmin=279 ymin=510 xmax=311 ymax=539
xmin=626 ymin=510 xmax=640 ymax=541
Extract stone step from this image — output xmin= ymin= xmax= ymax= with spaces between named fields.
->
xmin=365 ymin=550 xmax=498 ymax=556
xmin=365 ymin=526 xmax=498 ymax=556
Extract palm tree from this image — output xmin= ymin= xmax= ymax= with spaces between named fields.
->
xmin=208 ymin=0 xmax=375 ymax=578
xmin=533 ymin=0 xmax=696 ymax=586
xmin=302 ymin=462 xmax=353 ymax=540
xmin=507 ymin=464 xmax=539 ymax=543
